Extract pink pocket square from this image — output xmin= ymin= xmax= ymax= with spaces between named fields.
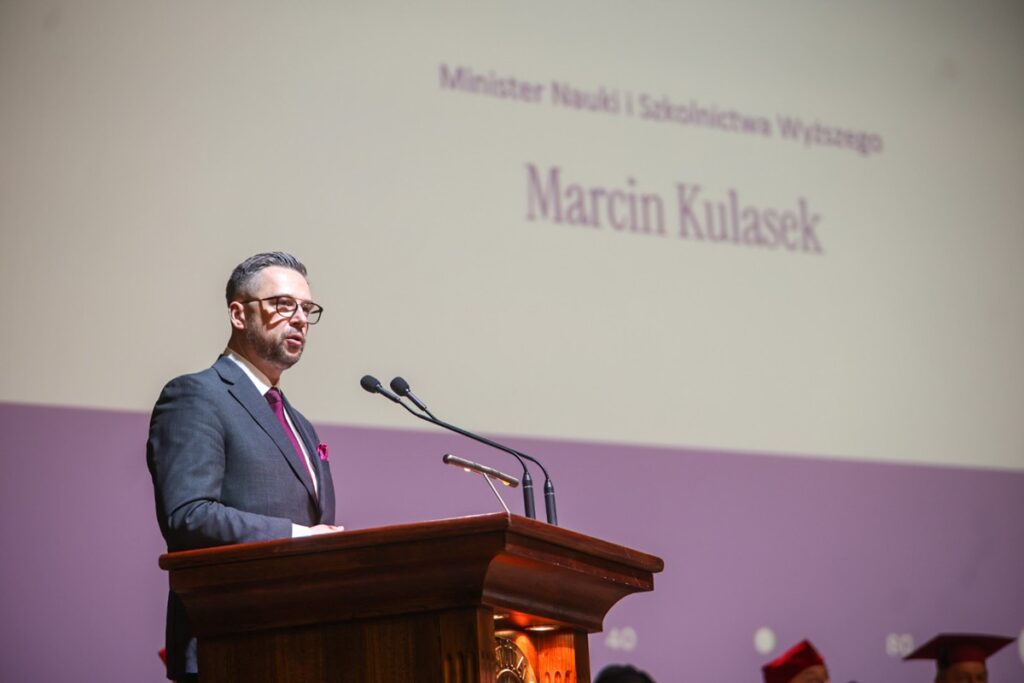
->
xmin=317 ymin=442 xmax=329 ymax=462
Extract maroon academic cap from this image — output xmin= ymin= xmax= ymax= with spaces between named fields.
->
xmin=762 ymin=640 xmax=825 ymax=683
xmin=903 ymin=633 xmax=1015 ymax=670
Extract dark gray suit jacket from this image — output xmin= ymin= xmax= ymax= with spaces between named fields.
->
xmin=147 ymin=355 xmax=336 ymax=678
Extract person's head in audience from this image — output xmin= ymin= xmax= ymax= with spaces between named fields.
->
xmin=903 ymin=633 xmax=1015 ymax=683
xmin=594 ymin=663 xmax=655 ymax=683
xmin=762 ymin=639 xmax=830 ymax=683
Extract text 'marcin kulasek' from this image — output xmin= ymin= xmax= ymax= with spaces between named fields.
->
xmin=526 ymin=164 xmax=823 ymax=254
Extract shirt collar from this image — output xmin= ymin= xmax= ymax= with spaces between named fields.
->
xmin=224 ymin=348 xmax=275 ymax=396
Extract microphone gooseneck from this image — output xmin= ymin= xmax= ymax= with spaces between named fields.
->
xmin=361 ymin=374 xmax=558 ymax=524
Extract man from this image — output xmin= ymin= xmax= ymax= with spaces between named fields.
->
xmin=762 ymin=639 xmax=830 ymax=683
xmin=903 ymin=633 xmax=1015 ymax=683
xmin=147 ymin=251 xmax=342 ymax=680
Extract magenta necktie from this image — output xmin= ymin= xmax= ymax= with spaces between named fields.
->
xmin=265 ymin=387 xmax=316 ymax=493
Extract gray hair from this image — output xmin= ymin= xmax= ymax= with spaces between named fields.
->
xmin=225 ymin=251 xmax=308 ymax=304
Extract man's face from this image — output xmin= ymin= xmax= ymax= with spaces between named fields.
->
xmin=791 ymin=665 xmax=830 ymax=683
xmin=938 ymin=662 xmax=987 ymax=683
xmin=237 ymin=266 xmax=313 ymax=372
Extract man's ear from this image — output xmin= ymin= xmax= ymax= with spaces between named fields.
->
xmin=228 ymin=301 xmax=247 ymax=331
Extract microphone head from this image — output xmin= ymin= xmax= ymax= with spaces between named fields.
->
xmin=390 ymin=376 xmax=411 ymax=396
xmin=360 ymin=375 xmax=382 ymax=393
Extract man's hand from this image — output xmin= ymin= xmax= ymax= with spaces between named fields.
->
xmin=308 ymin=524 xmax=344 ymax=535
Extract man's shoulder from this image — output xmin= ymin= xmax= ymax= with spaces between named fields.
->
xmin=158 ymin=358 xmax=239 ymax=396
xmin=149 ymin=360 xmax=247 ymax=428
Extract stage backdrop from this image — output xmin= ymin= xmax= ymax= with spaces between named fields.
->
xmin=1 ymin=2 xmax=1022 ymax=681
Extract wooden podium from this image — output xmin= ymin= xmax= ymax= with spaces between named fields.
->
xmin=160 ymin=513 xmax=664 ymax=682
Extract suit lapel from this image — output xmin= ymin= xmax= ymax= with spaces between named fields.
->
xmin=283 ymin=392 xmax=325 ymax=518
xmin=214 ymin=357 xmax=318 ymax=505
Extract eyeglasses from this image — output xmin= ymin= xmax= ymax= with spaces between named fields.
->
xmin=241 ymin=296 xmax=324 ymax=324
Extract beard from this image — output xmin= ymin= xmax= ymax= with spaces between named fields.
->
xmin=245 ymin=320 xmax=303 ymax=371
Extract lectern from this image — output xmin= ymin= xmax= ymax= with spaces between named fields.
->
xmin=160 ymin=513 xmax=664 ymax=682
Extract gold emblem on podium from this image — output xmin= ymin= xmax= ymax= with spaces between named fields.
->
xmin=495 ymin=636 xmax=537 ymax=683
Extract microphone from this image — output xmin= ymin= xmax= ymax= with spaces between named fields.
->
xmin=360 ymin=375 xmax=402 ymax=404
xmin=365 ymin=375 xmax=559 ymax=525
xmin=390 ymin=376 xmax=435 ymax=418
xmin=386 ymin=375 xmax=537 ymax=521
xmin=442 ymin=453 xmax=519 ymax=487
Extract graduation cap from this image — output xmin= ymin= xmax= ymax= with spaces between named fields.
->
xmin=903 ymin=633 xmax=1015 ymax=670
xmin=762 ymin=639 xmax=826 ymax=683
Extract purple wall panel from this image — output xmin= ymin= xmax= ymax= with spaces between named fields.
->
xmin=0 ymin=403 xmax=168 ymax=682
xmin=1 ymin=402 xmax=1021 ymax=682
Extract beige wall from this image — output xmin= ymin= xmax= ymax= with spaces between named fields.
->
xmin=2 ymin=0 xmax=1022 ymax=469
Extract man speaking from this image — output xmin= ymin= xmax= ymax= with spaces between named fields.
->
xmin=147 ymin=252 xmax=342 ymax=681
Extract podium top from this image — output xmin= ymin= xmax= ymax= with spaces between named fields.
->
xmin=160 ymin=513 xmax=664 ymax=635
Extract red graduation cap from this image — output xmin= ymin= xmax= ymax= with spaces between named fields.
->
xmin=903 ymin=633 xmax=1015 ymax=670
xmin=762 ymin=639 xmax=825 ymax=683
